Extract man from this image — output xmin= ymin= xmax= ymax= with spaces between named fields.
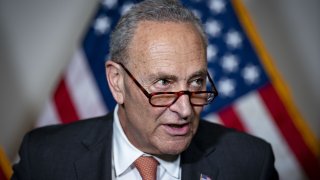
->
xmin=12 ymin=0 xmax=278 ymax=179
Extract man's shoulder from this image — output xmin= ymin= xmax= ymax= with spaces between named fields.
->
xmin=185 ymin=120 xmax=278 ymax=179
xmin=25 ymin=113 xmax=113 ymax=147
xmin=196 ymin=120 xmax=271 ymax=151
xmin=13 ymin=113 xmax=115 ymax=179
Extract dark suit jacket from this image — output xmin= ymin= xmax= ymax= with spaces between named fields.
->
xmin=12 ymin=113 xmax=278 ymax=180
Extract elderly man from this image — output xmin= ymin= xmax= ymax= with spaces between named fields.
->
xmin=12 ymin=0 xmax=278 ymax=179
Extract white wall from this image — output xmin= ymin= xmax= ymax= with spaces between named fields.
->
xmin=0 ymin=0 xmax=319 ymax=161
xmin=0 ymin=0 xmax=100 ymax=160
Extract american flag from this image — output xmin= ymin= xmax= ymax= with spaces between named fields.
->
xmin=200 ymin=173 xmax=212 ymax=180
xmin=37 ymin=0 xmax=320 ymax=179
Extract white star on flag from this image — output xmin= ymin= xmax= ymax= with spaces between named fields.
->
xmin=217 ymin=78 xmax=236 ymax=97
xmin=221 ymin=54 xmax=239 ymax=73
xmin=192 ymin=9 xmax=202 ymax=19
xmin=225 ymin=30 xmax=242 ymax=49
xmin=209 ymin=0 xmax=226 ymax=14
xmin=94 ymin=16 xmax=111 ymax=34
xmin=101 ymin=0 xmax=117 ymax=9
xmin=205 ymin=19 xmax=222 ymax=37
xmin=121 ymin=3 xmax=134 ymax=15
xmin=242 ymin=64 xmax=260 ymax=84
xmin=207 ymin=44 xmax=218 ymax=61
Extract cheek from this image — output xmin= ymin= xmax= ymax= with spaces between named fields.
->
xmin=143 ymin=107 xmax=167 ymax=131
xmin=124 ymin=84 xmax=165 ymax=132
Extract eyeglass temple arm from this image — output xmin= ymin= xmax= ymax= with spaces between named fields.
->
xmin=118 ymin=63 xmax=152 ymax=98
xmin=207 ymin=71 xmax=218 ymax=96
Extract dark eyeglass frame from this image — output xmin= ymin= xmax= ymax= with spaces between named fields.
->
xmin=117 ymin=62 xmax=218 ymax=107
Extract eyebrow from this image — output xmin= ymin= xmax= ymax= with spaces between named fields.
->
xmin=146 ymin=69 xmax=208 ymax=82
xmin=146 ymin=73 xmax=178 ymax=82
xmin=190 ymin=69 xmax=208 ymax=78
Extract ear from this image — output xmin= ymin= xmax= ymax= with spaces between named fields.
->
xmin=105 ymin=60 xmax=124 ymax=104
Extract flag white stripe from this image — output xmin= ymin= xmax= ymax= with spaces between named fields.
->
xmin=65 ymin=49 xmax=108 ymax=120
xmin=36 ymin=101 xmax=60 ymax=127
xmin=234 ymin=92 xmax=306 ymax=180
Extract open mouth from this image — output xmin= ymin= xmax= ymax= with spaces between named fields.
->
xmin=163 ymin=123 xmax=190 ymax=136
xmin=168 ymin=124 xmax=185 ymax=128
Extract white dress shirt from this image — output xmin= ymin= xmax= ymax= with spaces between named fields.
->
xmin=112 ymin=105 xmax=181 ymax=180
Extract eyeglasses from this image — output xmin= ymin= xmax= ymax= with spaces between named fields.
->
xmin=117 ymin=62 xmax=218 ymax=107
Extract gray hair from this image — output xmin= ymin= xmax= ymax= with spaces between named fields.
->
xmin=109 ymin=0 xmax=208 ymax=64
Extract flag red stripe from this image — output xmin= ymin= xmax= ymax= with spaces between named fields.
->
xmin=259 ymin=83 xmax=320 ymax=179
xmin=53 ymin=78 xmax=79 ymax=124
xmin=218 ymin=106 xmax=247 ymax=132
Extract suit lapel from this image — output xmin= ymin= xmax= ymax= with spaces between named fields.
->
xmin=181 ymin=137 xmax=219 ymax=180
xmin=74 ymin=113 xmax=114 ymax=180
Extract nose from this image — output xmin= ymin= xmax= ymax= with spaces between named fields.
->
xmin=169 ymin=93 xmax=192 ymax=120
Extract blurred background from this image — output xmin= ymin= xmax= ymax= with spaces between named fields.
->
xmin=0 ymin=0 xmax=319 ymax=162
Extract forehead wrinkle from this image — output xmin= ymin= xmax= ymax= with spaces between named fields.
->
xmin=147 ymin=44 xmax=175 ymax=65
xmin=128 ymin=21 xmax=206 ymax=65
xmin=148 ymin=41 xmax=204 ymax=60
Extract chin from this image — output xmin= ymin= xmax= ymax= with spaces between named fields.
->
xmin=157 ymin=139 xmax=192 ymax=155
xmin=162 ymin=148 xmax=186 ymax=155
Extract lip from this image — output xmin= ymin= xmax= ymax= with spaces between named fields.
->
xmin=162 ymin=123 xmax=191 ymax=136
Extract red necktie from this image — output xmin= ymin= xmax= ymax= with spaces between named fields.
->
xmin=134 ymin=156 xmax=159 ymax=180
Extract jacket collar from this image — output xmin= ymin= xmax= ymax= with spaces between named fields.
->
xmin=74 ymin=113 xmax=114 ymax=180
xmin=181 ymin=123 xmax=219 ymax=180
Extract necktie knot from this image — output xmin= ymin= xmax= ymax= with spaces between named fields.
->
xmin=134 ymin=156 xmax=159 ymax=180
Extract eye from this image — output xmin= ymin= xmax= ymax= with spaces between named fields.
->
xmin=190 ymin=78 xmax=205 ymax=90
xmin=151 ymin=78 xmax=173 ymax=91
xmin=155 ymin=79 xmax=171 ymax=87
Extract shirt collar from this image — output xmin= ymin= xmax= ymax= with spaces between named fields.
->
xmin=112 ymin=105 xmax=181 ymax=178
xmin=113 ymin=105 xmax=143 ymax=176
xmin=154 ymin=156 xmax=181 ymax=179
